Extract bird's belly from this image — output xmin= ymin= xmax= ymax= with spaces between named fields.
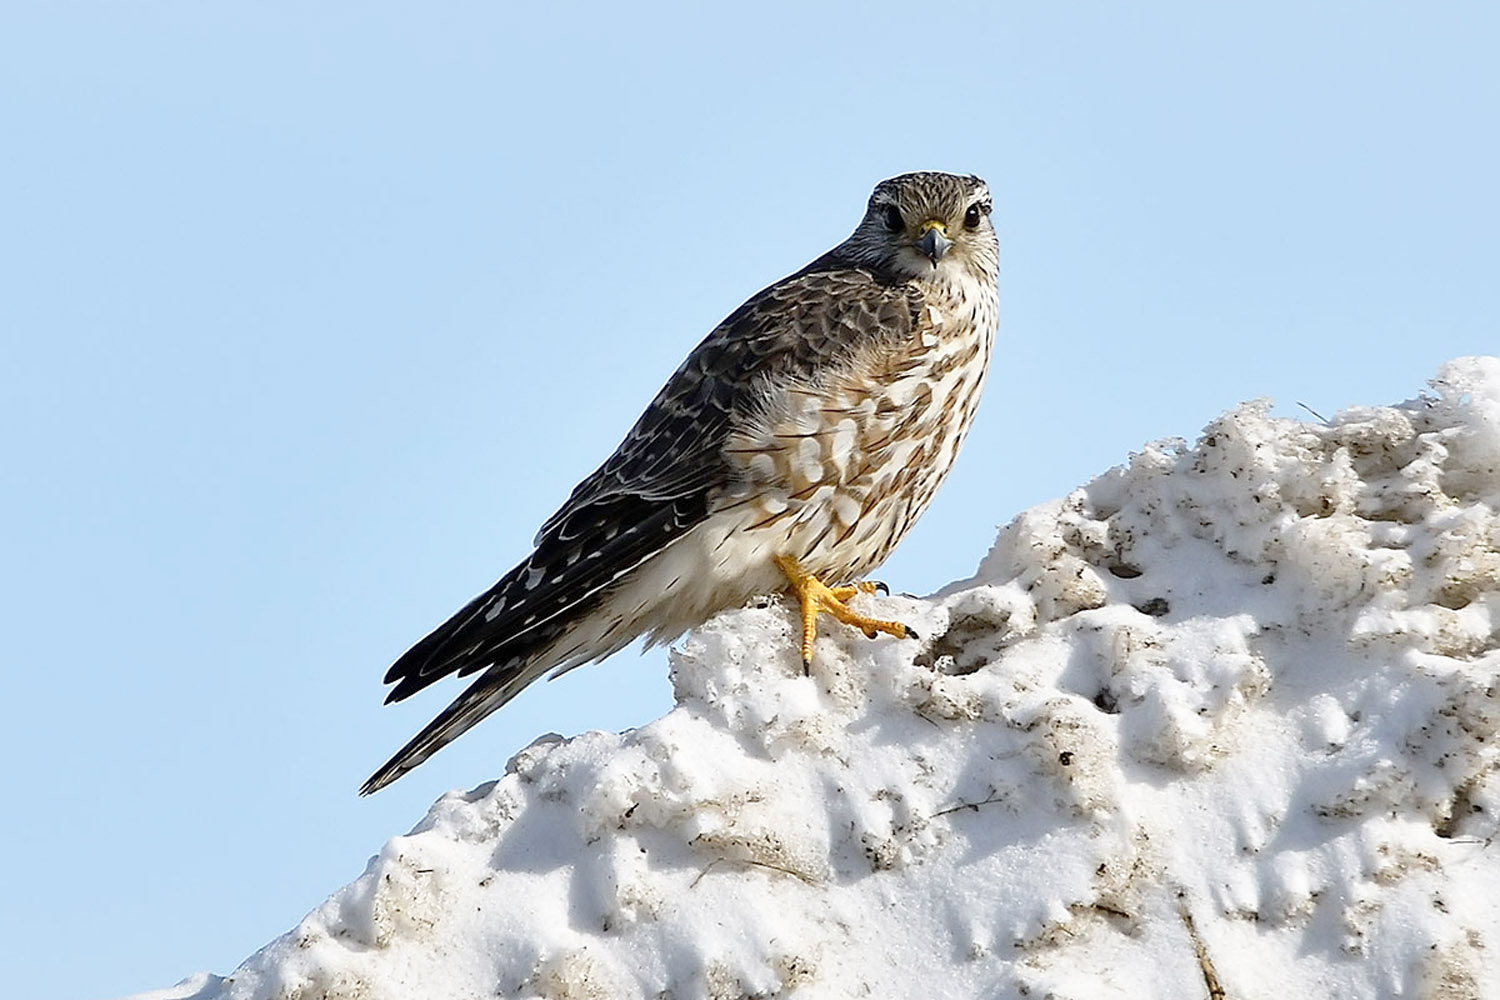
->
xmin=718 ymin=327 xmax=991 ymax=586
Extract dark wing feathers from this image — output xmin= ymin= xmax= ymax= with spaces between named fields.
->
xmin=379 ymin=264 xmax=922 ymax=705
xmin=383 ymin=492 xmax=704 ymax=703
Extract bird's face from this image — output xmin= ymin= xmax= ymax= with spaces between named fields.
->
xmin=846 ymin=172 xmax=997 ymax=282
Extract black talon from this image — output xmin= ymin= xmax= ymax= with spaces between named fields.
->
xmin=903 ymin=625 xmax=920 ymax=640
xmin=873 ymin=581 xmax=890 ymax=596
xmin=802 ymin=654 xmax=812 ymax=676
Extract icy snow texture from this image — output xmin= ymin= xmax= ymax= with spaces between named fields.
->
xmin=141 ymin=358 xmax=1500 ymax=1000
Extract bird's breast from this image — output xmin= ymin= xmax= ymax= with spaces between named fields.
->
xmin=716 ymin=281 xmax=996 ymax=585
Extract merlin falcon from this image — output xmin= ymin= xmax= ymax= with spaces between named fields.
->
xmin=362 ymin=171 xmax=999 ymax=794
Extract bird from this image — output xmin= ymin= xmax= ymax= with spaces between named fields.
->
xmin=361 ymin=171 xmax=999 ymax=794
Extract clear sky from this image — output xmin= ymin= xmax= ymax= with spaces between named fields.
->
xmin=2 ymin=4 xmax=1496 ymax=997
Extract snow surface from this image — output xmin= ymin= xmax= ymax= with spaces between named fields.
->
xmin=136 ymin=358 xmax=1500 ymax=1000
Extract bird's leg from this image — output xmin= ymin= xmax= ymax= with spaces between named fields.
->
xmin=774 ymin=556 xmax=916 ymax=672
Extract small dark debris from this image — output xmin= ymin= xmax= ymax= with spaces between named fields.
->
xmin=1093 ymin=688 xmax=1119 ymax=714
xmin=1261 ymin=573 xmax=1276 ymax=585
xmin=1058 ymin=751 xmax=1074 ymax=766
xmin=913 ymin=614 xmax=1002 ymax=675
xmin=1106 ymin=562 xmax=1143 ymax=579
xmin=1135 ymin=597 xmax=1170 ymax=617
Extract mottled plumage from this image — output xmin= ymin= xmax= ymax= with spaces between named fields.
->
xmin=362 ymin=171 xmax=999 ymax=794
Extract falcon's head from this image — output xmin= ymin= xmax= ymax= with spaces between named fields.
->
xmin=843 ymin=172 xmax=997 ymax=283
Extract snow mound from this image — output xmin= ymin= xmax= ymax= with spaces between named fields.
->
xmin=143 ymin=358 xmax=1500 ymax=999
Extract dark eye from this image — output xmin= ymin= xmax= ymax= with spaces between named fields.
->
xmin=963 ymin=202 xmax=988 ymax=229
xmin=882 ymin=204 xmax=905 ymax=233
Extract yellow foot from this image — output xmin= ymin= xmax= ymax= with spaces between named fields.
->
xmin=829 ymin=580 xmax=890 ymax=601
xmin=774 ymin=556 xmax=917 ymax=672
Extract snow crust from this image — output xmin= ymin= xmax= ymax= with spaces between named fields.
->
xmin=139 ymin=358 xmax=1500 ymax=999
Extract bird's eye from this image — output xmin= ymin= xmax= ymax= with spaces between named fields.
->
xmin=963 ymin=202 xmax=988 ymax=229
xmin=882 ymin=204 xmax=905 ymax=233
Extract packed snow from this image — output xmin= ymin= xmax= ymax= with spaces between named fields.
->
xmin=137 ymin=358 xmax=1500 ymax=999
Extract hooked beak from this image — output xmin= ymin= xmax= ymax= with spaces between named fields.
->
xmin=916 ymin=220 xmax=952 ymax=265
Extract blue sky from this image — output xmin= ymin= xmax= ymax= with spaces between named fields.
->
xmin=3 ymin=4 xmax=1496 ymax=997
